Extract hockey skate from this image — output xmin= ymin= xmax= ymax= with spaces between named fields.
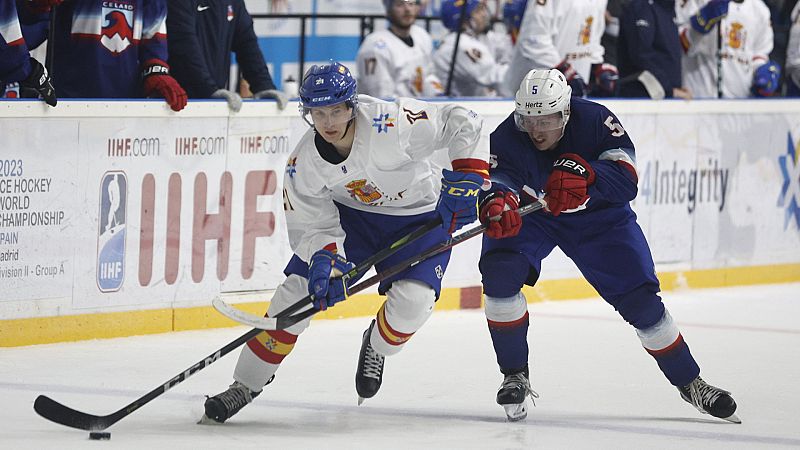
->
xmin=678 ymin=376 xmax=740 ymax=423
xmin=356 ymin=319 xmax=385 ymax=405
xmin=496 ymin=368 xmax=539 ymax=422
xmin=201 ymin=377 xmax=272 ymax=424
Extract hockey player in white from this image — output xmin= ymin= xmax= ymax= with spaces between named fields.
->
xmin=433 ymin=0 xmax=510 ymax=97
xmin=356 ymin=0 xmax=442 ymax=97
xmin=202 ymin=62 xmax=490 ymax=423
xmin=677 ymin=0 xmax=779 ymax=98
xmin=503 ymin=0 xmax=618 ymax=97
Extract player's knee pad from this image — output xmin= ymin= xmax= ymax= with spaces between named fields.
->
xmin=371 ymin=279 xmax=435 ymax=356
xmin=484 ymin=291 xmax=528 ymax=323
xmin=613 ymin=283 xmax=665 ymax=330
xmin=635 ymin=309 xmax=679 ymax=352
xmin=383 ymin=279 xmax=436 ymax=331
xmin=267 ymin=274 xmax=312 ymax=335
xmin=479 ymin=250 xmax=536 ymax=298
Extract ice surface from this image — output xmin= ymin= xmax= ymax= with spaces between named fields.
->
xmin=2 ymin=283 xmax=798 ymax=449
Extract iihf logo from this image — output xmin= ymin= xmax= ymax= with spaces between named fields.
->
xmin=97 ymin=172 xmax=127 ymax=292
xmin=778 ymin=132 xmax=800 ymax=230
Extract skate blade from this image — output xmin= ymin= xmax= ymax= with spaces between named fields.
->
xmin=197 ymin=414 xmax=224 ymax=425
xmin=358 ymin=396 xmax=366 ymax=406
xmin=502 ymin=403 xmax=528 ymax=422
xmin=722 ymin=413 xmax=741 ymax=424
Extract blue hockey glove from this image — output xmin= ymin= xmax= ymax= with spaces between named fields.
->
xmin=690 ymin=0 xmax=730 ymax=34
xmin=752 ymin=61 xmax=781 ymax=97
xmin=307 ymin=249 xmax=355 ymax=311
xmin=436 ymin=169 xmax=483 ymax=234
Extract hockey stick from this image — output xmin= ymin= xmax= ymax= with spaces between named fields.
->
xmin=214 ymin=200 xmax=545 ymax=330
xmin=33 ymin=216 xmax=443 ymax=432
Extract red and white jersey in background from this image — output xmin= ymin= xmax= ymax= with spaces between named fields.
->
xmin=283 ymin=95 xmax=489 ymax=262
xmin=355 ymin=25 xmax=442 ymax=98
xmin=432 ymin=31 xmax=510 ymax=97
xmin=676 ymin=0 xmax=773 ymax=98
xmin=504 ymin=0 xmax=607 ymax=93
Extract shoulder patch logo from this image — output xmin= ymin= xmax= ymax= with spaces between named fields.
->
xmin=286 ymin=157 xmax=297 ymax=178
xmin=403 ymin=108 xmax=429 ymax=125
xmin=372 ymin=113 xmax=395 ymax=133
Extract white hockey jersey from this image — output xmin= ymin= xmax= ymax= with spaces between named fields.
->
xmin=677 ymin=0 xmax=773 ymax=98
xmin=432 ymin=31 xmax=510 ymax=97
xmin=483 ymin=29 xmax=513 ymax=66
xmin=355 ymin=25 xmax=443 ymax=98
xmin=785 ymin=2 xmax=800 ymax=87
xmin=504 ymin=0 xmax=607 ymax=94
xmin=283 ymin=95 xmax=489 ymax=262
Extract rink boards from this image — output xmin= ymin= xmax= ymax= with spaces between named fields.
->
xmin=1 ymin=98 xmax=798 ymax=346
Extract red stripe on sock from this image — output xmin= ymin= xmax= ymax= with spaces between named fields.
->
xmin=487 ymin=312 xmax=529 ymax=329
xmin=645 ymin=333 xmax=685 ymax=356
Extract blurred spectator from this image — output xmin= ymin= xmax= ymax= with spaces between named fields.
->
xmin=167 ymin=0 xmax=287 ymax=112
xmin=618 ymin=0 xmax=691 ymax=99
xmin=17 ymin=0 xmax=186 ymax=111
xmin=356 ymin=0 xmax=442 ymax=97
xmin=0 ymin=0 xmax=56 ymax=105
xmin=677 ymin=0 xmax=778 ymax=98
xmin=601 ymin=0 xmax=631 ymax=66
xmin=504 ymin=0 xmax=618 ymax=98
xmin=433 ymin=0 xmax=510 ymax=96
xmin=502 ymin=0 xmax=527 ymax=46
xmin=786 ymin=1 xmax=800 ymax=95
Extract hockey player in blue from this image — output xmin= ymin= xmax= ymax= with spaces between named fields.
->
xmin=0 ymin=0 xmax=56 ymax=105
xmin=17 ymin=0 xmax=187 ymax=111
xmin=477 ymin=69 xmax=740 ymax=423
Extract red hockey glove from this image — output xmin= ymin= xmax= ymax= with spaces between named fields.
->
xmin=141 ymin=60 xmax=187 ymax=112
xmin=479 ymin=191 xmax=521 ymax=239
xmin=591 ymin=63 xmax=619 ymax=97
xmin=555 ymin=60 xmax=587 ymax=97
xmin=544 ymin=153 xmax=595 ymax=216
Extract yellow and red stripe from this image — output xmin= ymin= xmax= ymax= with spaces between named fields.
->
xmin=376 ymin=305 xmax=415 ymax=346
xmin=246 ymin=328 xmax=298 ymax=364
xmin=452 ymin=158 xmax=490 ymax=181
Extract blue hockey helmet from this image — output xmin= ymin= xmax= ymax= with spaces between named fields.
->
xmin=298 ymin=62 xmax=358 ymax=128
xmin=503 ymin=0 xmax=527 ymax=35
xmin=440 ymin=0 xmax=481 ymax=32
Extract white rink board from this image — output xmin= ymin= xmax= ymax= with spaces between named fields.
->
xmin=0 ymin=98 xmax=799 ymax=320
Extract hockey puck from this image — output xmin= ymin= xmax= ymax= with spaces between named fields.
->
xmin=88 ymin=432 xmax=111 ymax=440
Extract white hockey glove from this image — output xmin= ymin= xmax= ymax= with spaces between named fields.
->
xmin=211 ymin=89 xmax=242 ymax=112
xmin=254 ymin=89 xmax=289 ymax=110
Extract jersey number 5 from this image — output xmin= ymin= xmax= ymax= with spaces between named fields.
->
xmin=604 ymin=116 xmax=625 ymax=137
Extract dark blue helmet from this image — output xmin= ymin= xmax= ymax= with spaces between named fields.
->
xmin=298 ymin=62 xmax=357 ymax=108
xmin=503 ymin=0 xmax=527 ymax=35
xmin=440 ymin=0 xmax=481 ymax=32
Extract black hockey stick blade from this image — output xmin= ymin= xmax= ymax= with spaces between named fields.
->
xmin=34 ymin=395 xmax=117 ymax=431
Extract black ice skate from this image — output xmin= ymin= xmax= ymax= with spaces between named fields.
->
xmin=356 ymin=319 xmax=385 ymax=405
xmin=678 ymin=376 xmax=740 ymax=423
xmin=201 ymin=378 xmax=269 ymax=424
xmin=496 ymin=368 xmax=539 ymax=422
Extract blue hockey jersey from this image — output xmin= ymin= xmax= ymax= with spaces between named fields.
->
xmin=488 ymin=97 xmax=638 ymax=215
xmin=18 ymin=0 xmax=169 ymax=98
xmin=0 ymin=1 xmax=31 ymax=84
